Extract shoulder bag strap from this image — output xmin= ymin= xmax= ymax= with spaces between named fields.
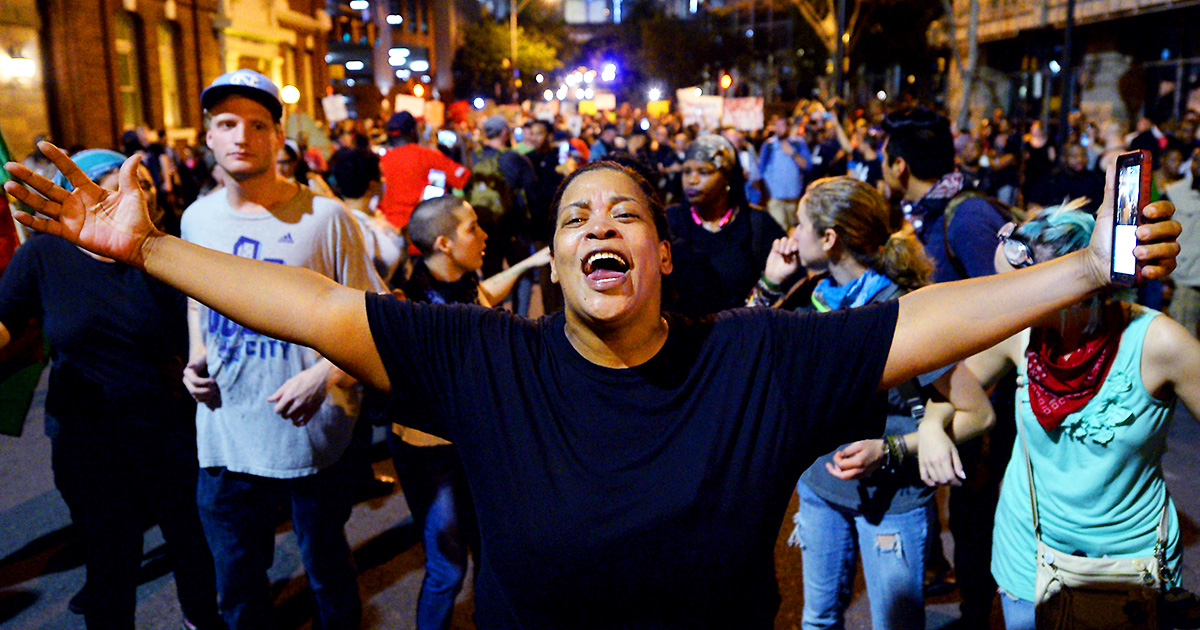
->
xmin=1019 ymin=418 xmax=1042 ymax=541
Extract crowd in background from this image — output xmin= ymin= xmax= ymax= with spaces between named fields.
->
xmin=28 ymin=98 xmax=1199 ymax=320
xmin=9 ymin=84 xmax=1200 ymax=630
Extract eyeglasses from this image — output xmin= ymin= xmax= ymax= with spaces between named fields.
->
xmin=997 ymin=222 xmax=1034 ymax=269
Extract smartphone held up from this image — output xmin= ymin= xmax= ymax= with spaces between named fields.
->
xmin=1110 ymin=150 xmax=1151 ymax=286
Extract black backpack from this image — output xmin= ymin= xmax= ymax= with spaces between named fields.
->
xmin=940 ymin=190 xmax=1021 ymax=280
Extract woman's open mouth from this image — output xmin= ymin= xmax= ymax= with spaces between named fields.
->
xmin=582 ymin=251 xmax=631 ymax=288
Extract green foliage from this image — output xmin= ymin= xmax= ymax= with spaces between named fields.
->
xmin=452 ymin=19 xmax=564 ymax=102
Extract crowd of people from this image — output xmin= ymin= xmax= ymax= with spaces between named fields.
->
xmin=1 ymin=65 xmax=1198 ymax=630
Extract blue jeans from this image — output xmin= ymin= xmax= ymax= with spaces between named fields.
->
xmin=196 ymin=461 xmax=361 ymax=630
xmin=389 ymin=434 xmax=479 ymax=630
xmin=793 ymin=482 xmax=927 ymax=630
xmin=999 ymin=588 xmax=1035 ymax=630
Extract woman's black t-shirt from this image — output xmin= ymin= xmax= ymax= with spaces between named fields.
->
xmin=0 ymin=234 xmax=190 ymax=428
xmin=665 ymin=204 xmax=785 ymax=317
xmin=365 ymin=294 xmax=897 ymax=628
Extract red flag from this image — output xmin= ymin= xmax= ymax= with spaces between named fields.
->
xmin=0 ymin=128 xmax=22 ymax=275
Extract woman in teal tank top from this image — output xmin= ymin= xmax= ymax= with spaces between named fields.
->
xmin=961 ymin=202 xmax=1200 ymax=629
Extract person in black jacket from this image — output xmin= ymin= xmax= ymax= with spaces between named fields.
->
xmin=665 ymin=134 xmax=785 ymax=316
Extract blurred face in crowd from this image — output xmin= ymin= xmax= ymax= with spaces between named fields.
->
xmin=654 ymin=125 xmax=669 ymax=146
xmin=526 ymin=123 xmax=550 ymax=152
xmin=601 ymin=127 xmax=617 ymax=144
xmin=551 ymin=167 xmax=671 ymax=330
xmin=206 ymin=95 xmax=283 ymax=182
xmin=1065 ymin=144 xmax=1089 ymax=173
xmin=960 ymin=138 xmax=983 ymax=165
xmin=681 ymin=159 xmax=729 ymax=210
xmin=1162 ymin=149 xmax=1185 ymax=179
xmin=772 ymin=117 xmax=789 ymax=138
xmin=276 ymin=148 xmax=299 ymax=179
xmin=721 ymin=128 xmax=743 ymax=150
xmin=627 ymin=134 xmax=648 ymax=156
xmin=1181 ymin=119 xmax=1198 ymax=143
xmin=671 ymin=133 xmax=689 ymax=154
xmin=1029 ymin=120 xmax=1046 ymax=141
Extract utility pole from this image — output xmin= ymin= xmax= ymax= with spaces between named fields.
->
xmin=1057 ymin=0 xmax=1076 ymax=162
xmin=835 ymin=0 xmax=847 ymax=99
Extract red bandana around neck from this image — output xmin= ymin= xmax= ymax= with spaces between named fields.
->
xmin=1025 ymin=325 xmax=1122 ymax=431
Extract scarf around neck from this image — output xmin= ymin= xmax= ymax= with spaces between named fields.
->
xmin=910 ymin=172 xmax=968 ymax=234
xmin=924 ymin=171 xmax=967 ymax=201
xmin=1025 ymin=324 xmax=1122 ymax=431
xmin=811 ymin=268 xmax=896 ymax=312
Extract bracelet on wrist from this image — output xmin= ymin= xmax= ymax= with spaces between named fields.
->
xmin=758 ymin=274 xmax=782 ymax=292
xmin=881 ymin=435 xmax=906 ymax=474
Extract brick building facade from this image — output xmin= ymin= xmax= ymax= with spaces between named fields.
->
xmin=0 ymin=0 xmax=329 ymax=161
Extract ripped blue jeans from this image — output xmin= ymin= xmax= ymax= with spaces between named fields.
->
xmin=792 ymin=482 xmax=928 ymax=630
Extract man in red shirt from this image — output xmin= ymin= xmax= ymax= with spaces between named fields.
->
xmin=378 ymin=111 xmax=470 ymax=232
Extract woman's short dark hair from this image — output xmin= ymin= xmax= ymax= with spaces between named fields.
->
xmin=548 ymin=161 xmax=671 ymax=246
xmin=409 ymin=195 xmax=469 ymax=255
xmin=882 ymin=107 xmax=956 ymax=181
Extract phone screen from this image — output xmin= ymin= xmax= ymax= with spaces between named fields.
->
xmin=437 ymin=129 xmax=457 ymax=147
xmin=1110 ymin=150 xmax=1150 ymax=285
xmin=558 ymin=141 xmax=570 ymax=165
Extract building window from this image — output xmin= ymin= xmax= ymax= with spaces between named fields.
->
xmin=564 ymin=0 xmax=611 ymax=24
xmin=408 ymin=0 xmax=418 ymax=32
xmin=157 ymin=22 xmax=182 ymax=129
xmin=114 ymin=11 xmax=146 ymax=129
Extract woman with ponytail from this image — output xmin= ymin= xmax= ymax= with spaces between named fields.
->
xmin=750 ymin=176 xmax=995 ymax=630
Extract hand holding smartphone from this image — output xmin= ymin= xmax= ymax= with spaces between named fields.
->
xmin=1110 ymin=150 xmax=1152 ymax=286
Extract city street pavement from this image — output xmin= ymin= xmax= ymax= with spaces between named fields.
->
xmin=2 ymin=368 xmax=1199 ymax=629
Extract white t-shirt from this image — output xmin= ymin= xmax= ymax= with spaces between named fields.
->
xmin=181 ymin=185 xmax=386 ymax=478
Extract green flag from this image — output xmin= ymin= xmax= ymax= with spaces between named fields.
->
xmin=0 ymin=126 xmax=10 ymax=187
xmin=0 ymin=126 xmax=37 ymax=437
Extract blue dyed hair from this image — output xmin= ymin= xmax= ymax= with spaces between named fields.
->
xmin=1012 ymin=200 xmax=1095 ymax=264
xmin=53 ymin=149 xmax=127 ymax=192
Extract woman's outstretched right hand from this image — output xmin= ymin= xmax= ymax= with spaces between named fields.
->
xmin=4 ymin=141 xmax=159 ymax=269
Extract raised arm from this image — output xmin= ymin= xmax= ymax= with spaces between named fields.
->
xmin=479 ymin=246 xmax=551 ymax=307
xmin=4 ymin=142 xmax=390 ymax=392
xmin=880 ymin=168 xmax=1180 ymax=391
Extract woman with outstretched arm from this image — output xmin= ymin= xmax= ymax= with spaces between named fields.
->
xmin=3 ymin=146 xmax=1181 ymax=629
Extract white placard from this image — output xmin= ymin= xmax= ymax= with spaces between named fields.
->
xmin=677 ymin=93 xmax=723 ymax=131
xmin=722 ymin=97 xmax=764 ymax=131
xmin=321 ymin=95 xmax=349 ymax=123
